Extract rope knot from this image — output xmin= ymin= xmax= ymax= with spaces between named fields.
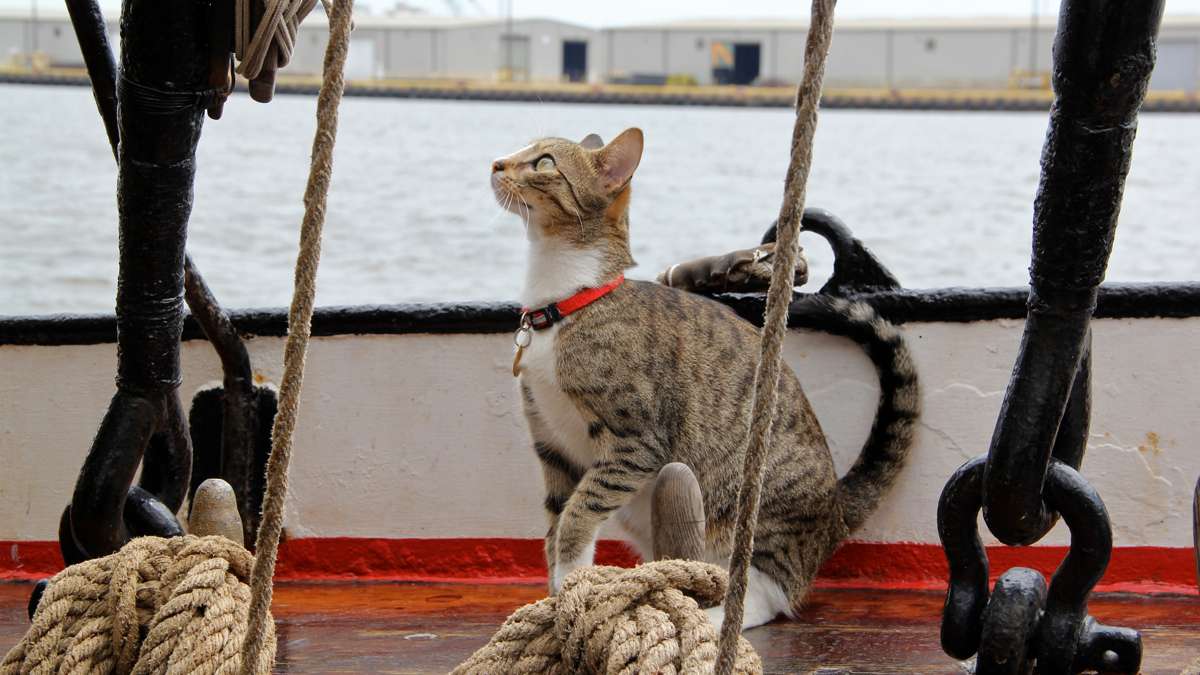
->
xmin=453 ymin=560 xmax=762 ymax=675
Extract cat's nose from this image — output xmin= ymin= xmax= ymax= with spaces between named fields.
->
xmin=491 ymin=159 xmax=506 ymax=173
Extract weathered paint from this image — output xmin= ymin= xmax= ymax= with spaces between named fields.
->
xmin=1 ymin=318 xmax=1197 ymax=582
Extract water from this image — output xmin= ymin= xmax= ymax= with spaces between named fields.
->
xmin=2 ymin=84 xmax=1198 ymax=315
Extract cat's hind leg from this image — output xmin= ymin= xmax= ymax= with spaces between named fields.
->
xmin=705 ymin=564 xmax=792 ymax=630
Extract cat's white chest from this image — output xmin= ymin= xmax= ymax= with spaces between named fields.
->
xmin=519 ymin=322 xmax=595 ymax=469
xmin=519 ymin=321 xmax=655 ymax=559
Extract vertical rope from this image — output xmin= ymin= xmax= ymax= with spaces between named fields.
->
xmin=238 ymin=0 xmax=354 ymax=671
xmin=715 ymin=1 xmax=837 ymax=672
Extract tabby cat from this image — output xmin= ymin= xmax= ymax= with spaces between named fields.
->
xmin=490 ymin=128 xmax=919 ymax=629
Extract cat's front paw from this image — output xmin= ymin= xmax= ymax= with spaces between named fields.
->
xmin=551 ymin=556 xmax=585 ymax=593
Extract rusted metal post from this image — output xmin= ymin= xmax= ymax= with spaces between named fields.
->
xmin=62 ymin=0 xmax=213 ymax=562
xmin=652 ymin=463 xmax=706 ymax=562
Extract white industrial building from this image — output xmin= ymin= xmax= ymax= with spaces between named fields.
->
xmin=3 ymin=11 xmax=1199 ymax=92
xmin=604 ymin=16 xmax=1200 ymax=91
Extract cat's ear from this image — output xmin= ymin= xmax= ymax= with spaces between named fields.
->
xmin=579 ymin=133 xmax=604 ymax=150
xmin=595 ymin=127 xmax=643 ymax=193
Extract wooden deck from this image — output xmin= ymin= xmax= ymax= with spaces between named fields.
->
xmin=2 ymin=582 xmax=1197 ymax=673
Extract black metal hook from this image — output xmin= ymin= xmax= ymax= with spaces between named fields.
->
xmin=939 ymin=458 xmax=1142 ymax=673
xmin=939 ymin=1 xmax=1163 ymax=668
xmin=760 ymin=208 xmax=901 ymax=296
xmin=53 ymin=0 xmax=212 ymax=569
xmin=979 ymin=0 xmax=1165 ymax=547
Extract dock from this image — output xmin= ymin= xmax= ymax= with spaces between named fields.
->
xmin=5 ymin=66 xmax=1200 ymax=112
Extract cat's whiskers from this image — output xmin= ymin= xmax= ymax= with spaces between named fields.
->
xmin=517 ymin=192 xmax=532 ymax=230
xmin=485 ymin=189 xmax=513 ymax=228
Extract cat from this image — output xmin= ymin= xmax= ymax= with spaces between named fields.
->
xmin=490 ymin=127 xmax=919 ymax=630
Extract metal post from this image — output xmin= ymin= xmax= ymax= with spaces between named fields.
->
xmin=62 ymin=0 xmax=212 ymax=562
xmin=937 ymin=1 xmax=1166 ymax=672
xmin=64 ymin=0 xmax=120 ymax=159
xmin=983 ymin=0 xmax=1165 ymax=547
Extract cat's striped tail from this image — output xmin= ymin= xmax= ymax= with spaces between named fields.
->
xmin=789 ymin=295 xmax=921 ymax=533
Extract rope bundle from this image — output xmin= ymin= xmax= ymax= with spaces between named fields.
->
xmin=235 ymin=0 xmax=325 ymax=80
xmin=0 ymin=536 xmax=274 ymax=675
xmin=452 ymin=561 xmax=761 ymax=675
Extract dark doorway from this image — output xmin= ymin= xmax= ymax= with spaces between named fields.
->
xmin=732 ymin=43 xmax=761 ymax=85
xmin=563 ymin=40 xmax=587 ymax=82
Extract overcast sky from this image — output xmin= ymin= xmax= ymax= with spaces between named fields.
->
xmin=7 ymin=0 xmax=1200 ymax=26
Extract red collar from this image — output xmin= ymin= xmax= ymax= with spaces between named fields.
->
xmin=521 ymin=275 xmax=625 ymax=330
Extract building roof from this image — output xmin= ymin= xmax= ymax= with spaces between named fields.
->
xmin=607 ymin=14 xmax=1200 ymax=32
xmin=307 ymin=13 xmax=593 ymax=31
xmin=0 ymin=9 xmax=592 ymax=32
xmin=2 ymin=9 xmax=1197 ymax=33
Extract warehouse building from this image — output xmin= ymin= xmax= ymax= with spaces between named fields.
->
xmin=0 ymin=12 xmax=600 ymax=82
xmin=603 ymin=16 xmax=1200 ymax=91
xmin=3 ymin=11 xmax=1199 ymax=92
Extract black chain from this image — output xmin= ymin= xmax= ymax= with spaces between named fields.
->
xmin=940 ymin=459 xmax=1142 ymax=673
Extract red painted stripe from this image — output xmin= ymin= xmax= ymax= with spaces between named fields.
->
xmin=2 ymin=539 xmax=1196 ymax=594
xmin=0 ymin=541 xmax=64 ymax=580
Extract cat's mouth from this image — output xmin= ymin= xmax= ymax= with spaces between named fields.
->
xmin=491 ymin=174 xmax=533 ymax=217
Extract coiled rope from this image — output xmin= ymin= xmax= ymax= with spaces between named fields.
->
xmin=0 ymin=536 xmax=273 ymax=675
xmin=452 ymin=561 xmax=761 ymax=675
xmin=1 ymin=0 xmax=352 ymax=673
xmin=235 ymin=0 xmax=327 ymax=80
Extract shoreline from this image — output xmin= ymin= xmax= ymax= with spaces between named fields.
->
xmin=5 ymin=67 xmax=1200 ymax=112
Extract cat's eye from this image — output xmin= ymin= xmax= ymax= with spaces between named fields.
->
xmin=534 ymin=155 xmax=555 ymax=172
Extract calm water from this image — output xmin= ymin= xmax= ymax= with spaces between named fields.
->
xmin=1 ymin=84 xmax=1198 ymax=315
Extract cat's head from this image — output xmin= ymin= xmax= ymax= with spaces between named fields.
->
xmin=490 ymin=128 xmax=644 ymax=248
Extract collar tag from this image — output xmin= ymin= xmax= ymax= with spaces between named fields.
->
xmin=512 ymin=314 xmax=533 ymax=377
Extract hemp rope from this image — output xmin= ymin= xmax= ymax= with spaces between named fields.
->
xmin=715 ymin=1 xmax=837 ymax=673
xmin=239 ymin=0 xmax=353 ymax=670
xmin=452 ymin=561 xmax=761 ymax=675
xmin=236 ymin=0 xmax=329 ymax=79
xmin=0 ymin=536 xmax=274 ymax=675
